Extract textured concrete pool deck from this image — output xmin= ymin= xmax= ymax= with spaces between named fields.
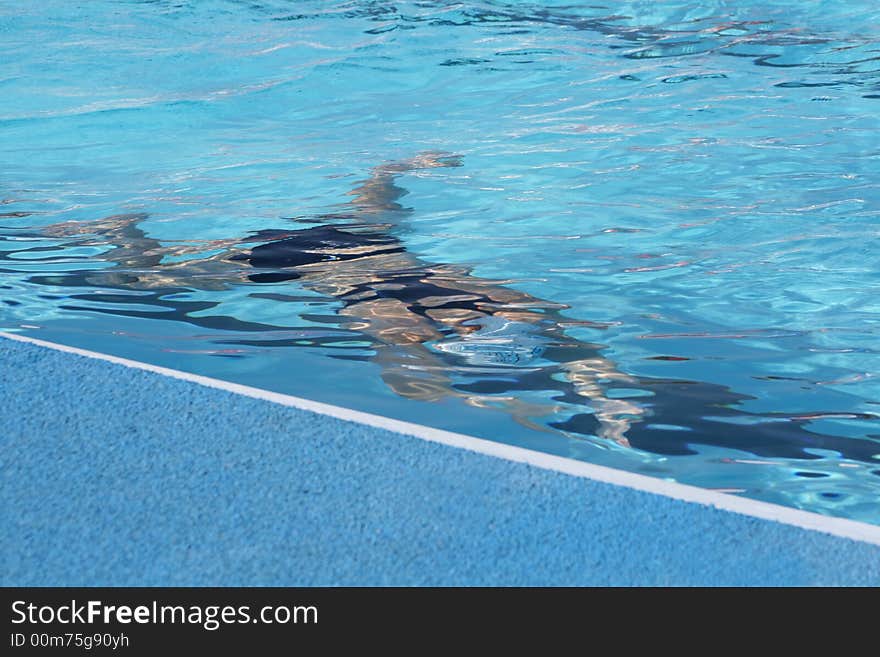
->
xmin=3 ymin=332 xmax=880 ymax=586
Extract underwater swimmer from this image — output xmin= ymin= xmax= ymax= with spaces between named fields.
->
xmin=32 ymin=152 xmax=643 ymax=446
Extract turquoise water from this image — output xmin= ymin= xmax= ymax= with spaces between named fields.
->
xmin=2 ymin=0 xmax=879 ymax=522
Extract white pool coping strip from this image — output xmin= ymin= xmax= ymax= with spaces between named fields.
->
xmin=4 ymin=329 xmax=880 ymax=547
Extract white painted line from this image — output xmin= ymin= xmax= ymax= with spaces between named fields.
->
xmin=4 ymin=329 xmax=880 ymax=547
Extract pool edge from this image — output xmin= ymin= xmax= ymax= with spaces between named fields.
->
xmin=4 ymin=328 xmax=880 ymax=548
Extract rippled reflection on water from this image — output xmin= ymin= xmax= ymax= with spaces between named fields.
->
xmin=2 ymin=1 xmax=880 ymax=522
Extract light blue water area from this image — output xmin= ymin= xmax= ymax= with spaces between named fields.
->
xmin=2 ymin=0 xmax=880 ymax=522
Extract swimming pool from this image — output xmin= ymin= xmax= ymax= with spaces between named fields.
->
xmin=2 ymin=0 xmax=879 ymax=523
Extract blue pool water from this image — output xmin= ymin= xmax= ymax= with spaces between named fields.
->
xmin=2 ymin=0 xmax=879 ymax=523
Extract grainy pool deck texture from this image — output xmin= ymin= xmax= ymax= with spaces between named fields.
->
xmin=3 ymin=335 xmax=880 ymax=586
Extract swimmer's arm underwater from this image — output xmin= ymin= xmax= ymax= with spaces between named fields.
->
xmin=345 ymin=151 xmax=463 ymax=216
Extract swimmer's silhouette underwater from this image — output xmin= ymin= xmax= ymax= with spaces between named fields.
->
xmin=4 ymin=152 xmax=879 ymax=463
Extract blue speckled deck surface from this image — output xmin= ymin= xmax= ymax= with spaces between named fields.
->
xmin=3 ymin=335 xmax=880 ymax=586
